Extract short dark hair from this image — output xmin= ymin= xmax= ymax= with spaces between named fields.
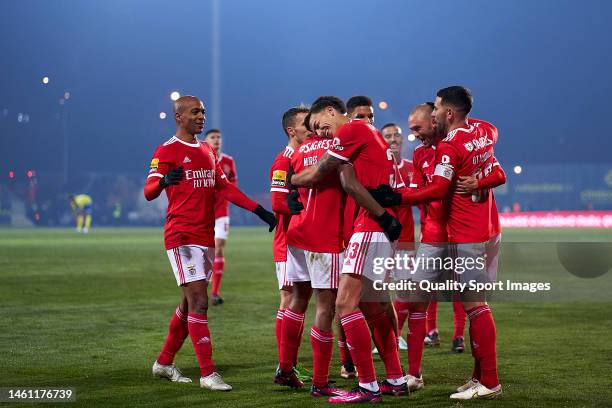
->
xmin=436 ymin=86 xmax=472 ymax=116
xmin=309 ymin=96 xmax=347 ymax=115
xmin=381 ymin=123 xmax=401 ymax=132
xmin=425 ymin=101 xmax=435 ymax=110
xmin=205 ymin=128 xmax=221 ymax=137
xmin=346 ymin=95 xmax=373 ymax=114
xmin=281 ymin=105 xmax=310 ymax=136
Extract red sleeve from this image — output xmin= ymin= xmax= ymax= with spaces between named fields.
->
xmin=477 ymin=160 xmax=506 ymax=189
xmin=432 ymin=141 xmax=461 ymax=183
xmin=271 ymin=191 xmax=291 ymax=215
xmin=327 ymin=122 xmax=365 ymax=162
xmin=218 ymin=183 xmax=258 ymax=212
xmin=401 ymin=176 xmax=450 ymax=205
xmin=229 ymin=158 xmax=238 ymax=185
xmin=143 ymin=145 xmax=171 ymax=201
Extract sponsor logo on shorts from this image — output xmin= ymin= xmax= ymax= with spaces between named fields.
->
xmin=271 ymin=170 xmax=287 ymax=187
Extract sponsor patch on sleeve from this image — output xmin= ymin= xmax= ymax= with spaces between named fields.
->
xmin=271 ymin=170 xmax=287 ymax=187
xmin=434 ymin=163 xmax=454 ymax=181
xmin=150 ymin=158 xmax=159 ymax=170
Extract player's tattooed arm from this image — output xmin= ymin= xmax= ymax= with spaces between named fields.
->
xmin=290 ymin=152 xmax=344 ymax=187
xmin=338 ymin=164 xmax=385 ymax=217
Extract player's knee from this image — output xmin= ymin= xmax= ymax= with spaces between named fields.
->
xmin=186 ymin=294 xmax=208 ymax=314
xmin=335 ymin=296 xmax=358 ymax=317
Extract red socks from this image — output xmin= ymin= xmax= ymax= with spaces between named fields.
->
xmin=393 ymin=299 xmax=410 ymax=336
xmin=453 ymin=301 xmax=467 ymax=339
xmin=279 ymin=309 xmax=304 ymax=372
xmin=369 ymin=312 xmax=403 ymax=380
xmin=310 ymin=327 xmax=334 ymax=387
xmin=157 ymin=306 xmax=189 ymax=365
xmin=341 ymin=311 xmax=377 ymax=384
xmin=275 ymin=309 xmax=284 ymax=361
xmin=407 ymin=309 xmax=427 ymax=377
xmin=187 ymin=313 xmax=215 ymax=377
xmin=210 ymin=257 xmax=225 ymax=297
xmin=467 ymin=305 xmax=499 ymax=388
xmin=426 ymin=300 xmax=438 ymax=334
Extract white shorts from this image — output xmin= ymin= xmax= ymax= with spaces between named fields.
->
xmin=409 ymin=243 xmax=448 ymax=283
xmin=342 ymin=232 xmax=395 ymax=282
xmin=286 ymin=245 xmax=343 ymax=289
xmin=166 ymin=245 xmax=214 ymax=286
xmin=449 ymin=233 xmax=501 ymax=284
xmin=393 ymin=248 xmax=416 ymax=281
xmin=275 ymin=261 xmax=293 ymax=290
xmin=214 ymin=216 xmax=230 ymax=240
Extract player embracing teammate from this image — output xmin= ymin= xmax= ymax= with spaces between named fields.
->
xmin=370 ymin=86 xmax=507 ymax=400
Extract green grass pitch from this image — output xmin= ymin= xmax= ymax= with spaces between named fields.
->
xmin=1 ymin=227 xmax=611 ymax=407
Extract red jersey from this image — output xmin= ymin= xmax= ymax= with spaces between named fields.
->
xmin=434 ymin=120 xmax=501 ymax=243
xmin=147 ymin=136 xmax=231 ymax=249
xmin=213 ymin=153 xmax=238 ymax=219
xmin=328 ymin=120 xmax=397 ymax=233
xmin=395 ymin=158 xmax=415 ymax=245
xmin=269 ymin=146 xmax=294 ymax=262
xmin=287 ymin=136 xmax=346 ymax=253
xmin=412 ymin=144 xmax=449 ymax=243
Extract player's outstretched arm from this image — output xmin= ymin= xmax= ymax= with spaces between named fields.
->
xmin=400 ymin=176 xmax=450 ymax=205
xmin=219 ymin=183 xmax=276 ymax=231
xmin=290 ymin=152 xmax=343 ymax=187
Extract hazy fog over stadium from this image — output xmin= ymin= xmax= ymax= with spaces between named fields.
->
xmin=1 ymin=0 xmax=611 ymax=194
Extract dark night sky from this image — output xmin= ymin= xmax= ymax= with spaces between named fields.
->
xmin=1 ymin=0 xmax=611 ymax=193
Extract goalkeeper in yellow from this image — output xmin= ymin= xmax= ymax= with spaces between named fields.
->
xmin=69 ymin=194 xmax=93 ymax=233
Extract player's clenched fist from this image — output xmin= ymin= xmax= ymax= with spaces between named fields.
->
xmin=367 ymin=184 xmax=401 ymax=207
xmin=159 ymin=166 xmax=184 ymax=188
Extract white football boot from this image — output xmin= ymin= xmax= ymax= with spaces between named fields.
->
xmin=450 ymin=382 xmax=502 ymax=400
xmin=152 ymin=361 xmax=192 ymax=383
xmin=200 ymin=372 xmax=232 ymax=391
xmin=456 ymin=378 xmax=479 ymax=392
xmin=404 ymin=374 xmax=424 ymax=392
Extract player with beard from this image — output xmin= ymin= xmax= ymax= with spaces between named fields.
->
xmin=146 ymin=95 xmax=276 ymax=392
xmin=291 ymin=96 xmax=406 ymax=403
xmin=369 ymin=87 xmax=507 ymax=400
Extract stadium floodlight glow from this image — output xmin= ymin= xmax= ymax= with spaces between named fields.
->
xmin=27 ymin=170 xmax=34 ymax=178
xmin=8 ymin=171 xmax=14 ymax=179
xmin=42 ymin=76 xmax=49 ymax=84
xmin=170 ymin=91 xmax=181 ymax=101
xmin=514 ymin=165 xmax=523 ymax=174
xmin=407 ymin=133 xmax=416 ymax=142
xmin=378 ymin=101 xmax=389 ymax=110
xmin=159 ymin=112 xmax=167 ymax=120
xmin=64 ymin=92 xmax=71 ymax=100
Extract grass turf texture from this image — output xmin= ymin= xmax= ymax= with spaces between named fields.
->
xmin=1 ymin=227 xmax=611 ymax=407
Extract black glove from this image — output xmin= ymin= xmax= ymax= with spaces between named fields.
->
xmin=253 ymin=205 xmax=276 ymax=232
xmin=287 ymin=165 xmax=295 ymax=190
xmin=159 ymin=166 xmax=184 ymax=188
xmin=286 ymin=190 xmax=304 ymax=215
xmin=368 ymin=184 xmax=401 ymax=207
xmin=376 ymin=211 xmax=402 ymax=242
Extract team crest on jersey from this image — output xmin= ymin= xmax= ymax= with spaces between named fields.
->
xmin=187 ymin=264 xmax=196 ymax=276
xmin=271 ymin=170 xmax=287 ymax=187
xmin=464 ymin=142 xmax=474 ymax=152
xmin=150 ymin=158 xmax=159 ymax=170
